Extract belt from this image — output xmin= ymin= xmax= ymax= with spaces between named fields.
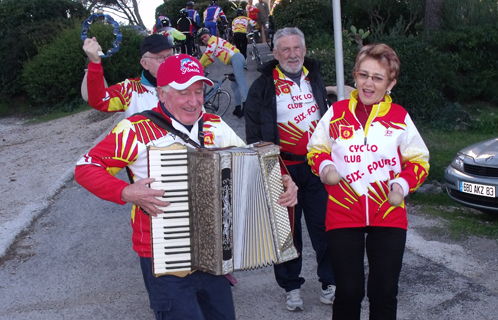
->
xmin=280 ymin=151 xmax=307 ymax=162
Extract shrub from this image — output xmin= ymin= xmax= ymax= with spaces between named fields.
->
xmin=0 ymin=0 xmax=86 ymax=96
xmin=306 ymin=33 xmax=357 ymax=88
xmin=442 ymin=0 xmax=498 ymax=30
xmin=272 ymin=0 xmax=332 ymax=40
xmin=427 ymin=24 xmax=498 ymax=105
xmin=22 ymin=23 xmax=144 ymax=112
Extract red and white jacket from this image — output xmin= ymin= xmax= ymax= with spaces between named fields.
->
xmin=86 ymin=62 xmax=158 ymax=118
xmin=232 ymin=16 xmax=258 ymax=34
xmin=307 ymin=90 xmax=429 ymax=231
xmin=75 ymin=106 xmax=245 ymax=257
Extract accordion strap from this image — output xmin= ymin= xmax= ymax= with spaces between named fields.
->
xmin=140 ymin=110 xmax=203 ymax=149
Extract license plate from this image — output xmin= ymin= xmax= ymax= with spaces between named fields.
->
xmin=459 ymin=181 xmax=496 ymax=198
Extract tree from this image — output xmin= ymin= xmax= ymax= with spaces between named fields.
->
xmin=423 ymin=0 xmax=445 ymax=31
xmin=77 ymin=0 xmax=147 ymax=29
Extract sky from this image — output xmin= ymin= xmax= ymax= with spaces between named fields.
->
xmin=137 ymin=0 xmax=165 ymax=30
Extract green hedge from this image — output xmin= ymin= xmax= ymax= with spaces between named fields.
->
xmin=0 ymin=0 xmax=86 ymax=96
xmin=272 ymin=0 xmax=332 ymax=40
xmin=22 ymin=23 xmax=144 ymax=111
xmin=427 ymin=24 xmax=498 ymax=105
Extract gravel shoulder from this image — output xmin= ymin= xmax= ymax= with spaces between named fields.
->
xmin=0 ymin=109 xmax=122 ymax=256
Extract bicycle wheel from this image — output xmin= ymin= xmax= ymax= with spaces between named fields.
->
xmin=204 ymin=90 xmax=231 ymax=117
xmin=193 ymin=43 xmax=202 ymax=60
xmin=253 ymin=44 xmax=263 ymax=68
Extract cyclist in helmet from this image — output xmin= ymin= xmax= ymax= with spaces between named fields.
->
xmin=232 ymin=8 xmax=258 ymax=69
xmin=187 ymin=1 xmax=200 ymax=27
xmin=177 ymin=8 xmax=199 ymax=56
xmin=203 ymin=0 xmax=227 ymax=36
xmin=155 ymin=15 xmax=186 ymax=50
xmin=197 ymin=28 xmax=248 ymax=117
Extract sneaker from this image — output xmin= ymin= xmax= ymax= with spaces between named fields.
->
xmin=286 ymin=289 xmax=303 ymax=311
xmin=320 ymin=284 xmax=336 ymax=305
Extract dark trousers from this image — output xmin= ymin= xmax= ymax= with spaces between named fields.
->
xmin=273 ymin=161 xmax=335 ymax=291
xmin=233 ymin=32 xmax=248 ymax=59
xmin=327 ymin=227 xmax=406 ymax=320
xmin=180 ymin=34 xmax=194 ymax=56
xmin=140 ymin=257 xmax=235 ymax=320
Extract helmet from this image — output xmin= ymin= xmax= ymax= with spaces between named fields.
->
xmin=236 ymin=8 xmax=244 ymax=16
xmin=187 ymin=1 xmax=194 ymax=7
xmin=210 ymin=0 xmax=216 ymax=4
xmin=159 ymin=16 xmax=171 ymax=28
xmin=197 ymin=27 xmax=211 ymax=40
xmin=179 ymin=8 xmax=188 ymax=17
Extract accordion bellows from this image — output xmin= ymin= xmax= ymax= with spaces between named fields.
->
xmin=148 ymin=143 xmax=298 ymax=277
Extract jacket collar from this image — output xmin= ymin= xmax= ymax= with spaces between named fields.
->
xmin=349 ymin=89 xmax=393 ymax=120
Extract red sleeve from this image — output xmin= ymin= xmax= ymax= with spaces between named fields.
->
xmin=86 ymin=62 xmax=130 ymax=113
xmin=75 ymin=122 xmax=140 ymax=204
xmin=308 ymin=152 xmax=332 ymax=176
xmin=75 ymin=164 xmax=129 ymax=205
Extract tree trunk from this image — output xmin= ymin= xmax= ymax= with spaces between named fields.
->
xmin=424 ymin=0 xmax=445 ymax=31
xmin=131 ymin=0 xmax=145 ymax=29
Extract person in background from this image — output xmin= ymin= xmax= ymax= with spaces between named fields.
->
xmin=187 ymin=1 xmax=201 ymax=28
xmin=75 ymin=54 xmax=298 ymax=320
xmin=203 ymin=0 xmax=227 ymax=37
xmin=307 ymin=43 xmax=430 ymax=320
xmin=197 ymin=27 xmax=248 ymax=118
xmin=255 ymin=0 xmax=269 ymax=43
xmin=177 ymin=8 xmax=199 ymax=56
xmin=246 ymin=0 xmax=259 ymax=34
xmin=246 ymin=0 xmax=259 ymax=21
xmin=155 ymin=16 xmax=186 ymax=48
xmin=244 ymin=27 xmax=336 ymax=311
xmin=232 ymin=8 xmax=258 ymax=69
xmin=82 ymin=34 xmax=175 ymax=117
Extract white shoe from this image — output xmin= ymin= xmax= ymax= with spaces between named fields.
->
xmin=286 ymin=289 xmax=303 ymax=311
xmin=320 ymin=284 xmax=336 ymax=305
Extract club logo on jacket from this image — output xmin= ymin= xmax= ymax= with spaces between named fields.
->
xmin=203 ymin=131 xmax=215 ymax=145
xmin=340 ymin=125 xmax=354 ymax=140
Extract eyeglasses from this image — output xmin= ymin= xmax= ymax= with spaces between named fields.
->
xmin=354 ymin=71 xmax=386 ymax=84
xmin=143 ymin=55 xmax=169 ymax=63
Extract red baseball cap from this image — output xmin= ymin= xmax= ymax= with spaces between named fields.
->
xmin=157 ymin=54 xmax=213 ymax=90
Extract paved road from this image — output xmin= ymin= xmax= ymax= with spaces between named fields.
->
xmin=2 ymin=43 xmax=498 ymax=319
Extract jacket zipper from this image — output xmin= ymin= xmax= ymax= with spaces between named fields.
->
xmin=364 ymin=135 xmax=369 ymax=226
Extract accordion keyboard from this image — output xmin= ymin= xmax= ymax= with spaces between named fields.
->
xmin=148 ymin=145 xmax=192 ymax=275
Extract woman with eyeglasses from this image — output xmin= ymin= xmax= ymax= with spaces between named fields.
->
xmin=307 ymin=43 xmax=430 ymax=320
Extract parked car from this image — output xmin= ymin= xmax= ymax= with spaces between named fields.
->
xmin=445 ymin=137 xmax=498 ymax=213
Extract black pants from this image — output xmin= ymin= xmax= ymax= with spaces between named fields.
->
xmin=327 ymin=227 xmax=406 ymax=320
xmin=233 ymin=32 xmax=248 ymax=60
xmin=180 ymin=34 xmax=194 ymax=56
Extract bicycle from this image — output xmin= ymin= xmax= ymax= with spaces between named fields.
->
xmin=247 ymin=30 xmax=263 ymax=68
xmin=217 ymin=20 xmax=230 ymax=41
xmin=192 ymin=38 xmax=203 ymax=60
xmin=203 ymin=72 xmax=233 ymax=117
xmin=173 ymin=39 xmax=184 ymax=54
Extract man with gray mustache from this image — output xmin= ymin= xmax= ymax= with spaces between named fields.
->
xmin=244 ymin=27 xmax=336 ymax=312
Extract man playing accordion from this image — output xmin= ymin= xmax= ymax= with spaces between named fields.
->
xmin=75 ymin=54 xmax=298 ymax=319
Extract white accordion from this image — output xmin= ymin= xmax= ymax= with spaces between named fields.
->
xmin=147 ymin=143 xmax=298 ymax=277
